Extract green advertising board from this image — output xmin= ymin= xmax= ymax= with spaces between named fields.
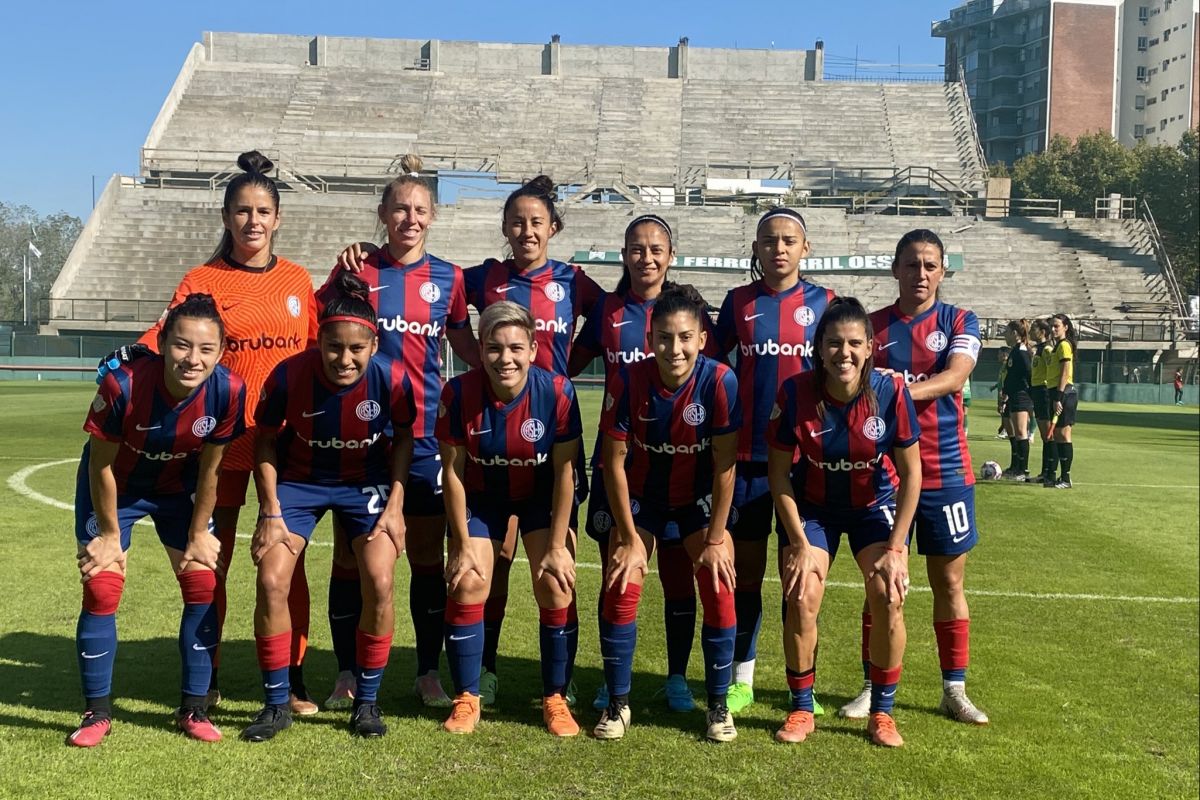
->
xmin=572 ymin=250 xmax=963 ymax=272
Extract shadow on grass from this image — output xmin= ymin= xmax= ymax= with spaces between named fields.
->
xmin=1076 ymin=407 xmax=1199 ymax=432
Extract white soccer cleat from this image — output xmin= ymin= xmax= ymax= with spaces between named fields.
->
xmin=593 ymin=703 xmax=632 ymax=740
xmin=838 ymin=681 xmax=873 ymax=720
xmin=705 ymin=706 xmax=737 ymax=742
xmin=940 ymin=685 xmax=989 ymax=725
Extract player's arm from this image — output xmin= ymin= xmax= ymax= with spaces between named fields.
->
xmin=447 ymin=327 xmax=481 ymax=368
xmin=367 ymin=424 xmax=412 ymax=555
xmin=334 ymin=241 xmax=380 ymax=273
xmin=441 ymin=442 xmax=487 ymax=593
xmin=178 ymin=442 xmax=227 ymax=574
xmin=80 ymin=436 xmax=126 ymax=580
xmin=539 ymin=437 xmax=579 ymax=593
xmin=906 ymin=352 xmax=976 ymax=402
xmin=602 ymin=433 xmax=644 ymax=593
xmin=768 ymin=444 xmax=819 ymax=601
xmin=872 ymin=440 xmax=921 ymax=605
xmin=696 ymin=431 xmax=737 ymax=593
xmin=250 ymin=426 xmax=295 ymax=564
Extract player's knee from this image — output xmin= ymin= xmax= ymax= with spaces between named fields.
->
xmin=696 ymin=568 xmax=736 ymax=628
xmin=450 ymin=572 xmax=487 ymax=601
xmin=601 ymin=583 xmax=642 ymax=624
xmin=258 ymin=568 xmax=293 ymax=606
xmin=82 ymin=572 xmax=125 ymax=616
xmin=177 ymin=569 xmax=217 ymax=605
xmin=533 ymin=572 xmax=571 ymax=607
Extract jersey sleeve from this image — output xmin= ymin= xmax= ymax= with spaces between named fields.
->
xmin=554 ymin=377 xmax=583 ymax=442
xmin=136 ymin=272 xmax=203 ymax=352
xmin=83 ymin=372 xmax=128 ymax=441
xmin=462 ymin=263 xmax=486 ymax=312
xmin=949 ymin=309 xmax=982 ymax=362
xmin=435 ymin=380 xmax=465 ymax=446
xmin=767 ymin=381 xmax=798 ymax=452
xmin=446 ymin=268 xmax=470 ymax=329
xmin=209 ymin=371 xmax=247 ymax=444
xmin=1057 ymin=340 xmax=1074 ymax=363
xmin=568 ymin=297 xmax=604 ymax=376
xmin=574 ymin=267 xmax=604 ymax=316
xmin=710 ymin=365 xmax=742 ymax=436
xmin=255 ymin=363 xmax=289 ymax=430
xmin=600 ymin=369 xmax=631 ymax=441
xmin=713 ymin=291 xmax=737 ymax=361
xmin=893 ymin=377 xmax=921 ymax=448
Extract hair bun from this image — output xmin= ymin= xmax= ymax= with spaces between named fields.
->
xmin=237 ymin=150 xmax=274 ymax=175
xmin=334 ymin=271 xmax=371 ymax=303
xmin=399 ymin=153 xmax=424 ymax=175
xmin=524 ymin=175 xmax=556 ymax=196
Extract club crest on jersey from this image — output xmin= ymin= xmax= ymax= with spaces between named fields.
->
xmin=85 ymin=514 xmax=100 ymax=537
xmin=418 ymin=281 xmax=441 ymax=304
xmin=356 ymin=400 xmax=382 ymax=422
xmin=862 ymin=416 xmax=886 ymax=441
xmin=592 ymin=510 xmax=613 ymax=534
xmin=630 ymin=499 xmax=641 ymax=515
xmin=192 ymin=416 xmax=217 ymax=438
xmin=793 ymin=306 xmax=816 ymax=327
xmin=543 ymin=281 xmax=566 ymax=303
xmin=91 ymin=393 xmax=107 ymax=413
xmin=521 ymin=419 xmax=546 ymax=443
xmin=925 ymin=331 xmax=948 ymax=352
xmin=683 ymin=403 xmax=707 ymax=426
xmin=287 ymin=296 xmax=302 ymax=318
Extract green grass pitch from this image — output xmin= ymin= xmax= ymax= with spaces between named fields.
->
xmin=0 ymin=382 xmax=1196 ymax=799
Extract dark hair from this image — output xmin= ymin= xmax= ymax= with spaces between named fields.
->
xmin=893 ymin=229 xmax=945 ymax=265
xmin=812 ymin=296 xmax=877 ymax=417
xmin=1006 ymin=318 xmax=1030 ymax=343
xmin=1029 ymin=318 xmax=1051 ymax=342
xmin=1052 ymin=313 xmax=1078 ymax=362
xmin=380 ymin=154 xmax=436 ymax=213
xmin=161 ymin=293 xmax=226 ymax=342
xmin=617 ymin=214 xmax=676 ymax=297
xmin=650 ymin=283 xmax=707 ymax=327
xmin=502 ymin=175 xmax=564 ymax=233
xmin=208 ymin=151 xmax=282 ymax=265
xmin=320 ymin=272 xmax=376 ymax=335
xmin=750 ymin=207 xmax=808 ymax=282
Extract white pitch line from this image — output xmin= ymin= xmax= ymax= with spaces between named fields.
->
xmin=8 ymin=459 xmax=1198 ymax=606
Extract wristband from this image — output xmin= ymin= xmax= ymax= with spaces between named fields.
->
xmin=258 ymin=513 xmax=283 ymax=520
xmin=886 ymin=546 xmax=906 ymax=554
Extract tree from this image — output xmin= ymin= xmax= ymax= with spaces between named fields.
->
xmin=0 ymin=203 xmax=82 ymax=325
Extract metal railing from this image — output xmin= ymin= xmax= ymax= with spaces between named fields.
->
xmin=1094 ymin=196 xmax=1139 ymax=219
xmin=976 ymin=316 xmax=1190 ymax=345
xmin=1138 ymin=198 xmax=1188 ymax=320
xmin=956 ymin=63 xmax=990 ymax=178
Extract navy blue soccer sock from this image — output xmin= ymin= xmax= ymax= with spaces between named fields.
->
xmin=410 ymin=561 xmax=446 ymax=675
xmin=77 ymin=572 xmax=124 ymax=700
xmin=445 ymin=600 xmax=485 ymax=695
xmin=328 ymin=563 xmax=362 ymax=673
xmin=177 ymin=570 xmax=218 ymax=699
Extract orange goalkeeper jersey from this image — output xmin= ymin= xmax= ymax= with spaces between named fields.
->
xmin=139 ymin=256 xmax=318 ymax=469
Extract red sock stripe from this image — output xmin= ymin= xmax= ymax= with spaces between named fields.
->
xmin=330 ymin=562 xmax=360 ymax=580
xmin=602 ymin=584 xmax=642 ymax=624
xmin=696 ymin=568 xmax=736 ymax=628
xmin=539 ymin=606 xmax=570 ymax=627
xmin=786 ymin=669 xmax=815 ymax=691
xmin=934 ymin=618 xmax=970 ymax=671
xmin=177 ymin=569 xmax=217 ymax=604
xmin=256 ymin=631 xmax=291 ymax=671
xmin=82 ymin=572 xmax=125 ymax=615
xmin=356 ymin=629 xmax=393 ymax=669
xmin=411 ymin=561 xmax=444 ymax=576
xmin=657 ymin=545 xmax=695 ymax=600
xmin=445 ymin=599 xmax=485 ymax=626
xmin=869 ymin=663 xmax=903 ymax=686
xmin=860 ymin=612 xmax=873 ymax=663
xmin=483 ymin=594 xmax=508 ymax=623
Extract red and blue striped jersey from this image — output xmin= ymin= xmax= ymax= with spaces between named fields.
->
xmin=715 ymin=278 xmax=835 ymax=462
xmin=436 ymin=365 xmax=582 ymax=499
xmin=463 ymin=258 xmax=602 ymax=376
xmin=601 ymin=355 xmax=741 ymax=508
xmin=870 ymin=300 xmax=981 ymax=490
xmin=84 ymin=357 xmax=246 ymax=496
xmin=256 ymin=349 xmax=415 ymax=485
xmin=768 ymin=370 xmax=919 ymax=510
xmin=315 ymin=251 xmax=468 ymax=440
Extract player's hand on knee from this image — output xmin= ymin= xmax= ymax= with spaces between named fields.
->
xmin=251 ymin=518 xmax=295 ymax=565
xmin=79 ymin=535 xmax=124 ymax=580
xmin=537 ymin=546 xmax=576 ymax=594
xmin=179 ymin=532 xmax=222 ymax=574
xmin=606 ymin=544 xmax=645 ymax=594
xmin=870 ymin=548 xmax=909 ymax=605
xmin=697 ymin=538 xmax=735 ymax=594
xmin=366 ymin=509 xmax=406 ymax=556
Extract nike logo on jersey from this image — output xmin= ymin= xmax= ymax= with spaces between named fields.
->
xmin=468 ymin=427 xmax=492 ymax=437
xmin=611 ymin=320 xmax=635 ymax=328
xmin=494 ymin=285 xmax=516 ymax=294
xmin=878 ymin=341 xmax=897 ymax=350
xmin=135 ymin=424 xmax=161 ymax=431
xmin=448 ymin=634 xmax=476 ymax=642
xmin=811 ymin=428 xmax=833 ymax=438
xmin=368 ymin=285 xmax=390 ymax=293
xmin=302 ymin=410 xmax=325 ymax=418
xmin=221 ymin=302 xmax=240 ymax=312
xmin=744 ymin=313 xmax=765 ymax=321
xmin=191 ymin=643 xmax=216 ymax=651
xmin=80 ymin=651 xmax=110 ymax=660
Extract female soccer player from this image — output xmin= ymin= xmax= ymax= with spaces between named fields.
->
xmin=569 ymin=214 xmax=707 ymax=713
xmin=1001 ymin=320 xmax=1034 ymax=480
xmin=1029 ymin=319 xmax=1054 ymax=482
xmin=242 ymin=274 xmax=415 ymax=742
xmin=437 ymin=301 xmax=583 ymax=737
xmin=595 ymin=285 xmax=742 ymax=743
xmin=768 ymin=297 xmax=921 ymax=747
xmin=1044 ymin=313 xmax=1079 ymax=489
xmin=845 ymin=229 xmax=989 ymax=726
xmin=70 ymin=295 xmax=245 ymax=747
xmin=105 ymin=151 xmax=320 ymax=712
xmin=714 ymin=207 xmax=834 ymax=713
xmin=319 ymin=155 xmax=479 ymax=710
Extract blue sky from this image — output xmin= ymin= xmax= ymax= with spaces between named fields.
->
xmin=2 ymin=0 xmax=952 ymax=219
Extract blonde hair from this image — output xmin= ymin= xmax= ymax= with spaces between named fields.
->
xmin=380 ymin=154 xmax=436 ymax=215
xmin=478 ymin=301 xmax=535 ymax=345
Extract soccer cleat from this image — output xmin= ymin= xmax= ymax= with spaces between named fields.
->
xmin=175 ymin=706 xmax=222 ymax=743
xmin=1054 ymin=478 xmax=1073 ymax=490
xmin=204 ymin=688 xmax=222 ymax=710
xmin=867 ymin=712 xmax=904 ymax=748
xmin=838 ymin=681 xmax=872 ymax=720
xmin=659 ymin=674 xmax=696 ymax=712
xmin=325 ymin=670 xmax=356 ymax=710
xmin=289 ymin=691 xmax=319 ymax=717
xmin=725 ymin=682 xmax=754 ymax=713
xmin=593 ymin=702 xmax=631 ymax=740
xmin=241 ymin=704 xmax=292 ymax=742
xmin=592 ymin=683 xmax=609 ymax=712
xmin=350 ymin=702 xmax=387 ymax=738
xmin=443 ymin=693 xmax=481 ymax=735
xmin=994 ymin=431 xmax=1008 ymax=439
xmin=705 ymin=705 xmax=737 ymax=742
xmin=478 ymin=670 xmax=498 ymax=706
xmin=542 ymin=693 xmax=580 ymax=737
xmin=414 ymin=671 xmax=452 ymax=708
xmin=67 ymin=711 xmax=111 ymax=748
xmin=1043 ymin=477 xmax=1059 ymax=488
xmin=774 ymin=710 xmax=815 ymax=743
xmin=940 ymin=686 xmax=990 ymax=725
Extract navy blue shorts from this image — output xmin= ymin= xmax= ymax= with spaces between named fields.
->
xmin=913 ymin=484 xmax=978 ymax=556
xmin=585 ymin=465 xmax=682 ymax=545
xmin=464 ymin=494 xmax=578 ymax=541
xmin=731 ymin=461 xmax=774 ymax=542
xmin=277 ymin=481 xmax=384 ymax=542
xmin=404 ymin=437 xmax=444 ymax=517
xmin=74 ymin=473 xmax=202 ymax=552
xmin=630 ymin=494 xmax=731 ymax=543
xmin=783 ymin=500 xmax=900 ymax=562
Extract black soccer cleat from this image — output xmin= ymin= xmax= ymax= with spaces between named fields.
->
xmin=241 ymin=704 xmax=292 ymax=742
xmin=350 ymin=701 xmax=387 ymax=738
